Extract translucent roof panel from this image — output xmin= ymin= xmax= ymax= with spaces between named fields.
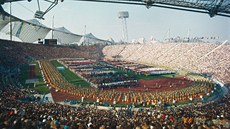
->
xmin=11 ymin=20 xmax=51 ymax=43
xmin=53 ymin=27 xmax=82 ymax=44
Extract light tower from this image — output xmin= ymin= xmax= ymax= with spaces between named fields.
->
xmin=118 ymin=11 xmax=129 ymax=43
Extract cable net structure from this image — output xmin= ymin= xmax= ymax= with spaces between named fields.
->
xmin=74 ymin=0 xmax=230 ymax=17
xmin=0 ymin=5 xmax=110 ymax=45
xmin=9 ymin=19 xmax=51 ymax=43
xmin=1 ymin=0 xmax=230 ymax=18
xmin=0 ymin=0 xmax=229 ymax=44
xmin=53 ymin=27 xmax=82 ymax=45
xmin=80 ymin=33 xmax=111 ymax=45
xmin=0 ymin=10 xmax=53 ymax=43
xmin=144 ymin=0 xmax=230 ymax=17
xmin=0 ymin=13 xmax=17 ymax=30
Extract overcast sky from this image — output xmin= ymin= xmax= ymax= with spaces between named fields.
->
xmin=2 ymin=1 xmax=230 ymax=42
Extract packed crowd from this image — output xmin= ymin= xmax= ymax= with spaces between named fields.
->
xmin=0 ymin=83 xmax=229 ymax=129
xmin=0 ymin=39 xmax=103 ymax=70
xmin=103 ymin=43 xmax=230 ymax=84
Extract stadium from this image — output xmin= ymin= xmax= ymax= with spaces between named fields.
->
xmin=0 ymin=0 xmax=230 ymax=129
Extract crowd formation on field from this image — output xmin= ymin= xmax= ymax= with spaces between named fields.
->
xmin=41 ymin=60 xmax=215 ymax=105
xmin=106 ymin=60 xmax=175 ymax=76
xmin=60 ymin=59 xmax=137 ymax=89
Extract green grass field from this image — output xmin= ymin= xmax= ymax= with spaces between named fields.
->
xmin=50 ymin=60 xmax=91 ymax=87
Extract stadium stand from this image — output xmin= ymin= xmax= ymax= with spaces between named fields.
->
xmin=0 ymin=83 xmax=229 ymax=128
xmin=0 ymin=39 xmax=103 ymax=68
xmin=103 ymin=42 xmax=230 ymax=85
xmin=0 ymin=40 xmax=229 ymax=129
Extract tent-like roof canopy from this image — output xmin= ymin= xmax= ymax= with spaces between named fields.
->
xmin=54 ymin=27 xmax=74 ymax=34
xmin=0 ymin=5 xmax=109 ymax=45
xmin=83 ymin=33 xmax=99 ymax=39
xmin=27 ymin=19 xmax=48 ymax=28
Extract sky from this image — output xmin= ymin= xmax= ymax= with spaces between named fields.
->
xmin=2 ymin=0 xmax=230 ymax=42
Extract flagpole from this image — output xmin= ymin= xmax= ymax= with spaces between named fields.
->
xmin=52 ymin=15 xmax=54 ymax=39
xmin=9 ymin=2 xmax=12 ymax=41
